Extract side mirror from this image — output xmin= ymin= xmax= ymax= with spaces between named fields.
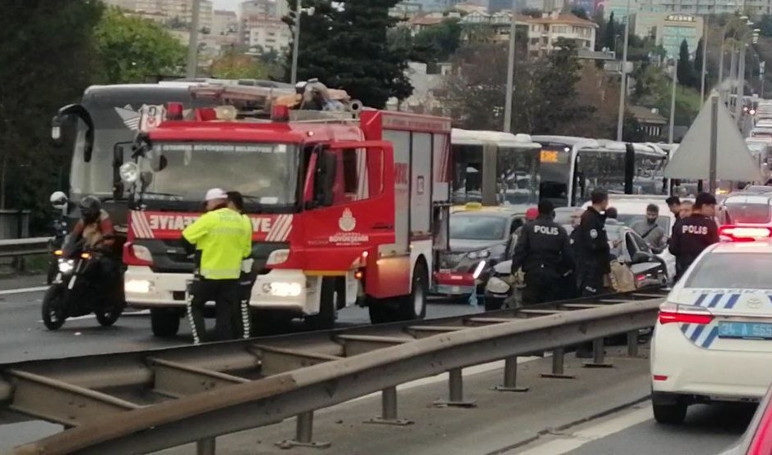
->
xmin=631 ymin=251 xmax=651 ymax=264
xmin=49 ymin=191 xmax=68 ymax=211
xmin=140 ymin=171 xmax=154 ymax=193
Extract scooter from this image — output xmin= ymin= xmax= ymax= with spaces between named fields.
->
xmin=42 ymin=240 xmax=124 ymax=330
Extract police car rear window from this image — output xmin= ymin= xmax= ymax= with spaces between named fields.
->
xmin=685 ymin=253 xmax=772 ymax=290
xmin=724 ymin=202 xmax=772 ymax=224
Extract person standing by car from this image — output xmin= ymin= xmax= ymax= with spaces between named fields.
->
xmin=666 ymin=196 xmax=681 ymax=221
xmin=669 ymin=192 xmax=719 ymax=282
xmin=576 ymin=189 xmax=611 ymax=296
xmin=510 ymin=200 xmax=574 ymax=304
xmin=182 ymin=188 xmax=252 ymax=344
xmin=631 ymin=204 xmax=667 ymax=252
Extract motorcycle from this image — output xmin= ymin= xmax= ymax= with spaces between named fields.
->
xmin=42 ymin=240 xmax=125 ymax=330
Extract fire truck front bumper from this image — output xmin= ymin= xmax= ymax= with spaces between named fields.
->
xmin=125 ymin=267 xmax=321 ymax=315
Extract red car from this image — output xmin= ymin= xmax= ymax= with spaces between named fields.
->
xmin=720 ymin=384 xmax=772 ymax=454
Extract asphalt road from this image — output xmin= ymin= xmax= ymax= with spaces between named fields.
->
xmin=0 ymin=277 xmax=482 ymax=364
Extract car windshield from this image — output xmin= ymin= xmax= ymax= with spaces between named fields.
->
xmin=616 ymin=214 xmax=671 ymax=233
xmin=450 ymin=215 xmax=508 ymax=241
xmin=142 ymin=142 xmax=298 ymax=205
xmin=723 ymin=202 xmax=772 ymax=224
xmin=686 ymin=253 xmax=772 ymax=289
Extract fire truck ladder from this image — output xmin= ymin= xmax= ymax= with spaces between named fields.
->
xmin=1 ymin=289 xmax=665 ymax=455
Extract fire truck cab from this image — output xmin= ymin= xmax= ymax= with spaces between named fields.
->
xmin=120 ymin=83 xmax=451 ymax=336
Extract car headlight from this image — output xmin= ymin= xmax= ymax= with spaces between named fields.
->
xmin=262 ymin=282 xmax=303 ymax=297
xmin=125 ymin=279 xmax=153 ymax=294
xmin=57 ymin=259 xmax=74 ymax=274
xmin=486 ymin=276 xmax=511 ymax=294
xmin=467 ymin=249 xmax=491 ymax=260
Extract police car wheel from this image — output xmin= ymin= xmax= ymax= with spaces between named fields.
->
xmin=151 ymin=308 xmax=181 ymax=337
xmin=652 ymin=401 xmax=687 ymax=425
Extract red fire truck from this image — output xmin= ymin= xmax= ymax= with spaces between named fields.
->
xmin=119 ymin=83 xmax=451 ymax=336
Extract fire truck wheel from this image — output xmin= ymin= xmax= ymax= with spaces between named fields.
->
xmin=367 ymin=297 xmax=397 ymax=324
xmin=306 ymin=278 xmax=337 ymax=330
xmin=151 ymin=308 xmax=181 ymax=337
xmin=398 ymin=261 xmax=428 ymax=320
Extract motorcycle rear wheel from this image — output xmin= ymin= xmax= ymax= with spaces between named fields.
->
xmin=42 ymin=286 xmax=66 ymax=330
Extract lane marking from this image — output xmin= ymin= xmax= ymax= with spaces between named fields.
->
xmin=0 ymin=286 xmax=48 ymax=296
xmin=514 ymin=405 xmax=652 ymax=455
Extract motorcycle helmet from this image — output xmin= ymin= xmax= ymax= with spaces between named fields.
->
xmin=79 ymin=196 xmax=101 ymax=224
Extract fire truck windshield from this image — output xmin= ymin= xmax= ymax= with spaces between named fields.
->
xmin=141 ymin=141 xmax=299 ymax=206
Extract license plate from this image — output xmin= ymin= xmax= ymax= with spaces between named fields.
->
xmin=452 ymin=286 xmax=461 ymax=293
xmin=718 ymin=321 xmax=772 ymax=340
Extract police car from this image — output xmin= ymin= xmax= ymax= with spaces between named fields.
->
xmin=651 ymin=240 xmax=772 ymax=425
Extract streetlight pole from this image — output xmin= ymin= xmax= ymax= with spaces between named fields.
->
xmin=761 ymin=61 xmax=766 ymax=98
xmin=669 ymin=55 xmax=678 ymax=144
xmin=701 ymin=16 xmax=709 ymax=104
xmin=290 ymin=0 xmax=302 ymax=85
xmin=186 ymin=0 xmax=202 ymax=78
xmin=615 ymin=0 xmax=631 ymax=141
xmin=504 ymin=1 xmax=517 ymax=133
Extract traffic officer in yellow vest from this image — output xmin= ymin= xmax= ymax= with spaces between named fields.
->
xmin=182 ymin=188 xmax=252 ymax=343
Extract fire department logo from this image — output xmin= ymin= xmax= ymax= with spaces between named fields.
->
xmin=339 ymin=208 xmax=356 ymax=232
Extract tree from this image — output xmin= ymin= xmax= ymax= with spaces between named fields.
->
xmin=0 ymin=0 xmax=103 ymax=229
xmin=693 ymin=37 xmax=704 ymax=86
xmin=210 ymin=51 xmax=270 ymax=79
xmin=93 ymin=7 xmax=186 ymax=83
xmin=412 ymin=19 xmax=462 ymax=62
xmin=604 ymin=12 xmax=617 ymax=51
xmin=677 ymin=39 xmax=697 ymax=89
xmin=285 ymin=0 xmax=412 ymax=108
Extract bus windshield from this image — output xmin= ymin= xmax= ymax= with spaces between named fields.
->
xmin=67 ymin=85 xmax=215 ymax=202
xmin=141 ymin=142 xmax=299 ymax=206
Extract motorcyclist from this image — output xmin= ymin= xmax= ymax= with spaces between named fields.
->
xmin=66 ymin=196 xmax=119 ymax=290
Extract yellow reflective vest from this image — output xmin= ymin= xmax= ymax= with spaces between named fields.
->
xmin=182 ymin=208 xmax=252 ymax=280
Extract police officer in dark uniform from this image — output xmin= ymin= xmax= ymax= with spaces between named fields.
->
xmin=576 ymin=189 xmax=611 ymax=296
xmin=669 ymin=192 xmax=719 ymax=282
xmin=511 ymin=200 xmax=574 ymax=304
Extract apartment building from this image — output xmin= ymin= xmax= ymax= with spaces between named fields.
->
xmin=634 ymin=12 xmax=704 ymax=57
xmin=104 ymin=0 xmax=214 ymax=31
xmin=526 ymin=13 xmax=598 ymax=55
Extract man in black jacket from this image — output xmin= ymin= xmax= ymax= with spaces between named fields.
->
xmin=576 ymin=189 xmax=611 ymax=296
xmin=669 ymin=192 xmax=719 ymax=282
xmin=511 ymin=200 xmax=574 ymax=304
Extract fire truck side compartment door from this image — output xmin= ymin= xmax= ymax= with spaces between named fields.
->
xmin=300 ymin=141 xmax=395 ymax=272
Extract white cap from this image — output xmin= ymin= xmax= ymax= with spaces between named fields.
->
xmin=205 ymin=188 xmax=227 ymax=202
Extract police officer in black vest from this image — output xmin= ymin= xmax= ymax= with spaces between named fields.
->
xmin=576 ymin=189 xmax=611 ymax=296
xmin=511 ymin=200 xmax=574 ymax=304
xmin=669 ymin=192 xmax=719 ymax=282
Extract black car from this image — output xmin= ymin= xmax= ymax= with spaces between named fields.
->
xmin=483 ymin=223 xmax=667 ymax=310
xmin=434 ymin=206 xmax=528 ymax=299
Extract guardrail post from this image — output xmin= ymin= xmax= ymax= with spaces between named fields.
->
xmin=494 ymin=356 xmax=529 ymax=392
xmin=365 ymin=386 xmax=414 ymax=426
xmin=584 ymin=338 xmax=613 ymax=368
xmin=434 ymin=368 xmax=477 ymax=407
xmin=627 ymin=330 xmax=640 ymax=357
xmin=276 ymin=411 xmax=331 ymax=449
xmin=541 ymin=348 xmax=575 ymax=379
xmin=197 ymin=438 xmax=215 ymax=455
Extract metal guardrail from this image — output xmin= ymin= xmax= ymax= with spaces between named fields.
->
xmin=3 ymin=290 xmax=666 ymax=455
xmin=0 ymin=237 xmax=51 ymax=258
